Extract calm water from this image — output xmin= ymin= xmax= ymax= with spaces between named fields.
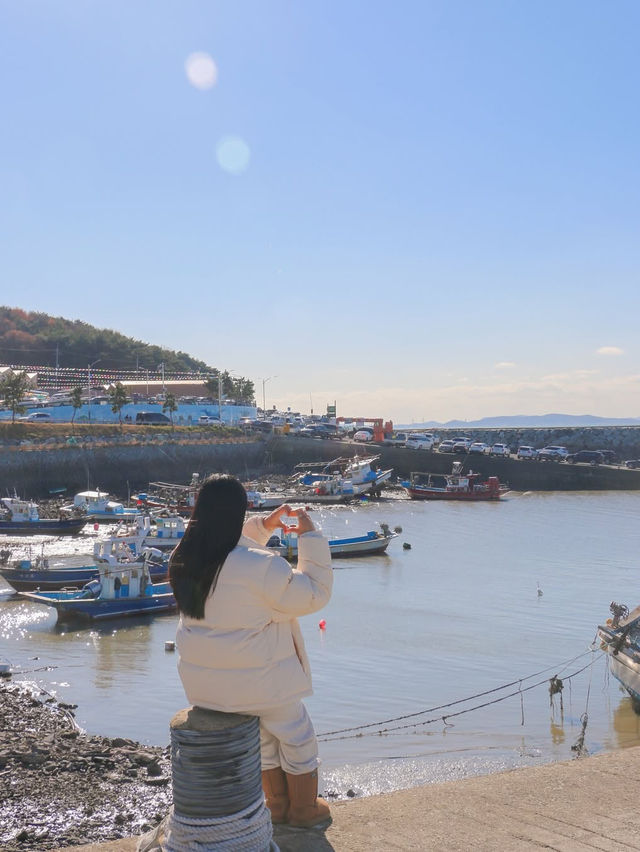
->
xmin=2 ymin=491 xmax=640 ymax=797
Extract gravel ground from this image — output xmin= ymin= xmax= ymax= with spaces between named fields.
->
xmin=0 ymin=680 xmax=171 ymax=851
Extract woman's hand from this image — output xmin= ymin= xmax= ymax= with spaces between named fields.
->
xmin=262 ymin=505 xmax=316 ymax=535
xmin=263 ymin=504 xmax=294 ymax=533
xmin=287 ymin=508 xmax=315 ymax=535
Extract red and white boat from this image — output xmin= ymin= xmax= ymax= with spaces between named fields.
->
xmin=402 ymin=464 xmax=509 ymax=501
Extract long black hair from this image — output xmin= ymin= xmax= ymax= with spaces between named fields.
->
xmin=169 ymin=475 xmax=248 ymax=618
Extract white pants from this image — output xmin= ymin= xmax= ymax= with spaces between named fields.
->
xmin=259 ymin=701 xmax=319 ymax=775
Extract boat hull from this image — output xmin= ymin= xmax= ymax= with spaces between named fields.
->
xmin=0 ymin=518 xmax=87 ymax=535
xmin=1 ymin=561 xmax=167 ymax=592
xmin=19 ymin=588 xmax=176 ymax=621
xmin=405 ymin=488 xmax=505 ymax=501
xmin=270 ymin=532 xmax=395 ymax=561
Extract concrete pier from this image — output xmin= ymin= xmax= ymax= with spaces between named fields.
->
xmin=57 ymin=744 xmax=640 ymax=851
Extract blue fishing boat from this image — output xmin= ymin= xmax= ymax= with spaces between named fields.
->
xmin=0 ymin=497 xmax=86 ymax=536
xmin=0 ymin=545 xmax=167 ymax=592
xmin=19 ymin=551 xmax=175 ymax=621
xmin=266 ymin=523 xmax=397 ymax=561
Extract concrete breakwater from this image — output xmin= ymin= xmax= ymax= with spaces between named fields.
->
xmin=269 ymin=435 xmax=640 ymax=491
xmin=3 ymin=426 xmax=640 ymax=497
xmin=0 ymin=439 xmax=268 ymax=498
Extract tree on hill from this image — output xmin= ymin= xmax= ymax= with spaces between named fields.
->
xmin=0 ymin=371 xmax=29 ymax=422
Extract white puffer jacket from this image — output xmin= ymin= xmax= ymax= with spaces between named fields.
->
xmin=176 ymin=515 xmax=332 ymax=713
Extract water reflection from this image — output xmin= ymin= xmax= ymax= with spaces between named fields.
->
xmin=611 ymin=695 xmax=640 ymax=748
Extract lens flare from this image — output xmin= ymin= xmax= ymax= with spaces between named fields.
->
xmin=185 ymin=52 xmax=218 ymax=90
xmin=216 ymin=136 xmax=251 ymax=175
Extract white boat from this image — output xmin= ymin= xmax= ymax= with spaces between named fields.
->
xmin=61 ymin=490 xmax=142 ymax=523
xmin=266 ymin=523 xmax=397 ymax=561
xmin=0 ymin=497 xmax=86 ymax=536
xmin=292 ymin=455 xmax=393 ymax=501
xmin=108 ymin=513 xmax=187 ymax=554
xmin=599 ymin=603 xmax=640 ymax=711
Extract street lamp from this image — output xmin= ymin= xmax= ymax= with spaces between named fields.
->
xmin=261 ymin=376 xmax=277 ymax=416
xmin=87 ymin=359 xmax=101 ymax=423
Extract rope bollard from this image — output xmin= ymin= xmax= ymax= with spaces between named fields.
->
xmin=137 ymin=706 xmax=278 ymax=852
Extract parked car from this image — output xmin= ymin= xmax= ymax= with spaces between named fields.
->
xmin=469 ymin=442 xmax=490 ymax=455
xmin=198 ymin=415 xmax=222 ymax=425
xmin=20 ymin=411 xmax=53 ymax=421
xmin=452 ymin=437 xmax=472 ymax=454
xmin=490 ymin=443 xmax=510 ymax=457
xmin=135 ymin=412 xmax=171 ymax=426
xmin=537 ymin=446 xmax=569 ymax=461
xmin=593 ymin=450 xmax=618 ymax=465
xmin=406 ymin=433 xmax=435 ymax=450
xmin=517 ymin=446 xmax=537 ymax=460
xmin=353 ymin=429 xmax=374 ymax=442
xmin=566 ymin=450 xmax=605 ymax=465
xmin=383 ymin=432 xmax=409 ymax=447
xmin=624 ymin=459 xmax=640 ymax=469
xmin=438 ymin=439 xmax=456 ymax=453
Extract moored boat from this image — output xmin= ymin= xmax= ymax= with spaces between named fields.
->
xmin=61 ymin=490 xmax=142 ymax=523
xmin=18 ymin=550 xmax=175 ymax=621
xmin=402 ymin=464 xmax=509 ymax=501
xmin=291 ymin=455 xmax=393 ymax=502
xmin=266 ymin=523 xmax=397 ymax=560
xmin=599 ymin=603 xmax=640 ymax=711
xmin=0 ymin=497 xmax=87 ymax=536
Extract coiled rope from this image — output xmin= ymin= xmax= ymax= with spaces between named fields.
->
xmin=318 ymin=647 xmax=603 ymax=742
xmin=164 ymin=799 xmax=275 ymax=852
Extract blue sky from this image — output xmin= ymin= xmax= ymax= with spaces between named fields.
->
xmin=1 ymin=1 xmax=639 ymax=422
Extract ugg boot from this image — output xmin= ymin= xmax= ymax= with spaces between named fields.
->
xmin=285 ymin=769 xmax=332 ymax=828
xmin=262 ymin=767 xmax=289 ymax=824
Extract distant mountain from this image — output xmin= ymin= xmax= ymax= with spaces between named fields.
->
xmin=399 ymin=414 xmax=640 ymax=429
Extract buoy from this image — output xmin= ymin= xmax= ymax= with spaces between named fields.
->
xmin=165 ymin=641 xmax=176 ymax=652
xmin=318 ymin=619 xmax=326 ymax=630
xmin=394 ymin=526 xmax=403 ymax=534
xmin=403 ymin=542 xmax=411 ymax=550
xmin=537 ymin=582 xmax=543 ymax=597
xmin=93 ymin=523 xmax=99 ymax=531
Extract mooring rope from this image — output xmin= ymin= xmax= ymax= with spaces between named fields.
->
xmin=317 ymin=648 xmax=598 ymax=739
xmin=318 ymin=650 xmax=603 ymax=742
xmin=164 ymin=799 xmax=274 ymax=852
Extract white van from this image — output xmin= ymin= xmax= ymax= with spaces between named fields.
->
xmin=406 ymin=433 xmax=435 ymax=450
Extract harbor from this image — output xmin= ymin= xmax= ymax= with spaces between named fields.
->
xmin=2 ymin=489 xmax=640 ymax=848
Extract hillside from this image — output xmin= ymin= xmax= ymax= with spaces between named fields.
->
xmin=0 ymin=306 xmax=212 ymax=373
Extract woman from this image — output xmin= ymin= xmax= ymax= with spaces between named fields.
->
xmin=169 ymin=475 xmax=333 ymax=828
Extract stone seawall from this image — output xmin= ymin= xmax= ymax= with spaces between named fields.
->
xmin=0 ymin=440 xmax=268 ymax=498
xmin=4 ymin=428 xmax=640 ymax=498
xmin=267 ymin=436 xmax=640 ymax=491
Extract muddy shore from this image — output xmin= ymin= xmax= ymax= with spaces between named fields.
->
xmin=0 ymin=681 xmax=171 ymax=851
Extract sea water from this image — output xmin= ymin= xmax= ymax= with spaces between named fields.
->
xmin=2 ymin=491 xmax=640 ymax=797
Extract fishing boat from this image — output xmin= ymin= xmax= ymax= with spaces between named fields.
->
xmin=60 ymin=491 xmax=142 ymax=523
xmin=0 ymin=497 xmax=87 ymax=536
xmin=266 ymin=523 xmax=398 ymax=561
xmin=109 ymin=513 xmax=187 ymax=553
xmin=402 ymin=463 xmax=509 ymax=501
xmin=18 ymin=550 xmax=175 ymax=621
xmin=0 ymin=538 xmax=168 ymax=592
xmin=598 ymin=602 xmax=640 ymax=712
xmin=135 ymin=474 xmax=201 ymax=517
xmin=291 ymin=455 xmax=393 ymax=502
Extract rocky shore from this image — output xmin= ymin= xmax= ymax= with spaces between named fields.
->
xmin=0 ymin=682 xmax=170 ymax=851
